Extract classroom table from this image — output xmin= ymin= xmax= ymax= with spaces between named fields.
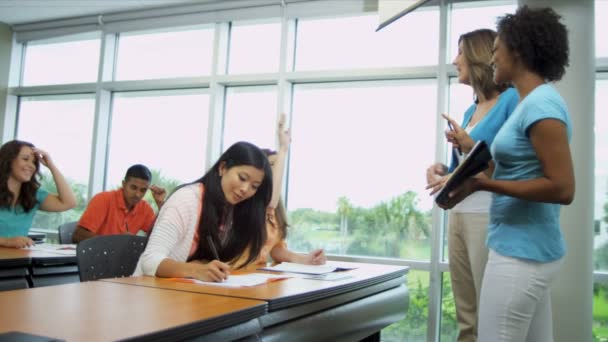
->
xmin=0 ymin=281 xmax=267 ymax=342
xmin=103 ymin=262 xmax=409 ymax=341
xmin=0 ymin=246 xmax=79 ymax=290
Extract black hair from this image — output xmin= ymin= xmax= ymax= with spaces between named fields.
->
xmin=190 ymin=141 xmax=272 ymax=268
xmin=0 ymin=140 xmax=41 ymax=212
xmin=125 ymin=164 xmax=152 ymax=182
xmin=496 ymin=6 xmax=569 ymax=82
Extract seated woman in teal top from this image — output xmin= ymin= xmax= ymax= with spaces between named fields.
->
xmin=0 ymin=140 xmax=77 ymax=248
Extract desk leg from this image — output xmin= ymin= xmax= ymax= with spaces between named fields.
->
xmin=359 ymin=332 xmax=380 ymax=342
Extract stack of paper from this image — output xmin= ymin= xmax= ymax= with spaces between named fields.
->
xmin=169 ymin=273 xmax=288 ymax=288
xmin=259 ymin=262 xmax=353 ymax=275
xmin=26 ymin=244 xmax=77 ymax=256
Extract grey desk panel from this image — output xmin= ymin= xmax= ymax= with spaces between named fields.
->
xmin=259 ymin=284 xmax=408 ymax=342
xmin=186 ymin=319 xmax=262 ymax=342
xmin=261 ymin=276 xmax=405 ymax=327
xmin=0 ymin=267 xmax=28 ymax=278
xmin=30 ymin=265 xmax=78 ymax=276
xmin=30 ymin=273 xmax=80 ymax=287
xmin=0 ymin=277 xmax=29 ymax=291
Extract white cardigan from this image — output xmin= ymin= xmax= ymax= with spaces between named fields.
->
xmin=132 ymin=183 xmax=202 ymax=276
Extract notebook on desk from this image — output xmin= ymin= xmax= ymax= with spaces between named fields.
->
xmin=27 ymin=233 xmax=46 ymax=244
xmin=258 ymin=262 xmax=357 ymax=275
xmin=435 ymin=140 xmax=492 ymax=207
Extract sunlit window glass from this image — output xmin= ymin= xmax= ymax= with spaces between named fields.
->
xmin=288 ymin=80 xmax=437 ymax=260
xmin=593 ymin=78 xmax=608 ymax=340
xmin=228 ymin=21 xmax=281 ymax=74
xmin=382 ymin=270 xmax=430 ymax=341
xmin=115 ymin=26 xmax=214 ymax=80
xmin=295 ymin=10 xmax=439 ymax=71
xmin=22 ymin=34 xmax=101 ymax=86
xmin=17 ymin=95 xmax=95 ymax=230
xmin=449 ymin=1 xmax=517 ymax=62
xmin=597 ymin=0 xmax=608 ymax=58
xmin=223 ymin=86 xmax=278 ymax=150
xmin=107 ymin=90 xmax=210 ymax=194
xmin=594 ymin=79 xmax=608 ymax=272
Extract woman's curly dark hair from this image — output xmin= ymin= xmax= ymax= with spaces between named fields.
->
xmin=496 ymin=6 xmax=569 ymax=82
xmin=0 ymin=140 xmax=41 ymax=211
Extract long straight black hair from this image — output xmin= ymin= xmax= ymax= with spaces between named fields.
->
xmin=189 ymin=141 xmax=272 ymax=268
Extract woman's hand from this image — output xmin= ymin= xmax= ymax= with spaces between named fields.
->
xmin=32 ymin=148 xmax=53 ymax=168
xmin=443 ymin=114 xmax=475 ymax=153
xmin=427 ymin=173 xmax=451 ymax=196
xmin=302 ymin=249 xmax=326 ymax=265
xmin=426 ymin=163 xmax=448 ymax=185
xmin=433 ymin=176 xmax=483 ymax=209
xmin=150 ymin=185 xmax=167 ymax=208
xmin=0 ymin=236 xmax=34 ymax=248
xmin=189 ymin=260 xmax=231 ymax=282
xmin=277 ymin=113 xmax=291 ymax=152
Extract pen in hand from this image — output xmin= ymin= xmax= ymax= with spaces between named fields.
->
xmin=206 ymin=235 xmax=229 ymax=282
xmin=446 ymin=120 xmax=463 ymax=156
xmin=206 ymin=235 xmax=221 ymax=261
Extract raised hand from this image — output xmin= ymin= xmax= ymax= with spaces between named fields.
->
xmin=149 ymin=185 xmax=167 ymax=208
xmin=277 ymin=113 xmax=291 ymax=152
xmin=32 ymin=147 xmax=53 ymax=168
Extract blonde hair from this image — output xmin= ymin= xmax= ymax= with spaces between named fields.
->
xmin=459 ymin=29 xmax=508 ymax=101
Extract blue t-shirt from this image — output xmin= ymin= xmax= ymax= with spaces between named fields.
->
xmin=489 ymin=84 xmax=572 ymax=262
xmin=0 ymin=188 xmax=49 ymax=238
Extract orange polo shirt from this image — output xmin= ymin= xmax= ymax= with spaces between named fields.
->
xmin=78 ymin=188 xmax=156 ymax=236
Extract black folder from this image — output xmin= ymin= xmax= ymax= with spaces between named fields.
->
xmin=435 ymin=140 xmax=492 ymax=206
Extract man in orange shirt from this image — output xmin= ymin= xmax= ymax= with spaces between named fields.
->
xmin=72 ymin=164 xmax=166 ymax=243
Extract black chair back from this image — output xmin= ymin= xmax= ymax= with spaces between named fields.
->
xmin=58 ymin=221 xmax=78 ymax=244
xmin=76 ymin=235 xmax=146 ymax=282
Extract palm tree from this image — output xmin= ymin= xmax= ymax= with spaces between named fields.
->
xmin=336 ymin=196 xmax=353 ymax=254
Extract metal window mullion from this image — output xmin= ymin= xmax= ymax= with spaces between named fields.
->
xmin=206 ymin=22 xmax=230 ymax=169
xmin=88 ymin=32 xmax=116 ymax=199
xmin=427 ymin=1 xmax=450 ymax=341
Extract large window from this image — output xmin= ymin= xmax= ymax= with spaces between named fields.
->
xmin=227 ymin=21 xmax=281 ymax=74
xmin=449 ymin=2 xmax=517 ymax=61
xmin=16 ymin=95 xmax=96 ymax=229
xmin=222 ymin=86 xmax=278 ymax=150
xmin=22 ymin=33 xmax=101 ymax=86
xmin=106 ymin=90 xmax=210 ymax=193
xmin=115 ymin=26 xmax=214 ymax=80
xmin=295 ymin=9 xmax=439 ymax=71
xmin=288 ymin=80 xmax=436 ymax=260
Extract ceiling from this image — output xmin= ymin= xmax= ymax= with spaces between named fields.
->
xmin=0 ymin=0 xmax=207 ymax=26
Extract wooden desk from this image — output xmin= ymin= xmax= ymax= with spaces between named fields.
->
xmin=0 ymin=281 xmax=267 ymax=342
xmin=104 ymin=262 xmax=409 ymax=341
xmin=0 ymin=247 xmax=79 ymax=290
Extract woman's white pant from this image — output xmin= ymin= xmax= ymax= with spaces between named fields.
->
xmin=478 ymin=250 xmax=563 ymax=342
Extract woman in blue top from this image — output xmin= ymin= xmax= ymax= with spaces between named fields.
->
xmin=432 ymin=6 xmax=574 ymax=341
xmin=426 ymin=28 xmax=518 ymax=342
xmin=0 ymin=140 xmax=76 ymax=248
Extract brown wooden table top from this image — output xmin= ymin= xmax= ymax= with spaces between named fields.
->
xmin=0 ymin=281 xmax=266 ymax=342
xmin=103 ymin=262 xmax=408 ymax=311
